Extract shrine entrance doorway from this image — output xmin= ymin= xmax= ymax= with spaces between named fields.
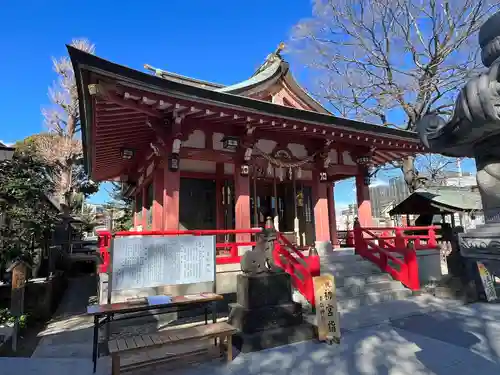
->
xmin=250 ymin=179 xmax=315 ymax=246
xmin=179 ymin=177 xmax=217 ymax=230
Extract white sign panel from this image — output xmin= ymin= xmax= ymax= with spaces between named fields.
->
xmin=111 ymin=235 xmax=216 ymax=291
xmin=477 ymin=261 xmax=497 ymax=302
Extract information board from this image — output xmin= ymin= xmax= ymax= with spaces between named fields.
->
xmin=111 ymin=235 xmax=216 ymax=291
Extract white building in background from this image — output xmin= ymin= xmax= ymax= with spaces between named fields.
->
xmin=443 ymin=174 xmax=476 ymax=188
xmin=337 ymin=204 xmax=358 ymax=231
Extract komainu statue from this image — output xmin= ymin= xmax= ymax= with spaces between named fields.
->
xmin=416 ymin=11 xmax=500 ymax=298
xmin=240 ymin=226 xmax=280 ymax=275
xmin=417 ymin=11 xmax=500 ymax=225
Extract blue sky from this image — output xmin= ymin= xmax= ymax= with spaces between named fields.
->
xmin=0 ymin=1 xmax=476 ymax=211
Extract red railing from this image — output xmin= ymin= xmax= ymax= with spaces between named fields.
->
xmin=97 ymin=230 xmax=111 ymax=273
xmin=353 ymin=225 xmax=439 ymax=290
xmin=370 ymin=226 xmax=438 ymax=250
xmin=274 ymin=232 xmax=320 ymax=307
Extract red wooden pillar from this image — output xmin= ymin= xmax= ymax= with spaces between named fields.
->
xmin=152 ymin=166 xmax=164 ymax=230
xmin=133 ymin=194 xmax=139 ymax=229
xmin=355 ymin=170 xmax=373 ymax=227
xmin=312 ymin=172 xmax=331 ymax=245
xmin=215 ymin=163 xmax=225 ymax=231
xmin=327 ymin=182 xmax=339 ymax=248
xmin=163 ymin=165 xmax=180 ymax=230
xmin=141 ymin=185 xmax=147 ymax=229
xmin=234 ymin=164 xmax=251 ymax=242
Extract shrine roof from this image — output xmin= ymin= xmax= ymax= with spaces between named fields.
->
xmin=145 ymin=44 xmax=329 ymax=114
xmin=389 ymin=186 xmax=482 ymax=215
xmin=143 ymin=65 xmax=224 ymax=90
xmin=68 ymin=46 xmax=425 ymax=180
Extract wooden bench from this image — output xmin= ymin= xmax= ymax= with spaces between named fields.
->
xmin=108 ymin=322 xmax=237 ymax=374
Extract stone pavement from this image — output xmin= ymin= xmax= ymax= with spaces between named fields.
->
xmin=31 ymin=275 xmax=96 ymax=359
xmin=1 ymin=275 xmax=500 ymax=374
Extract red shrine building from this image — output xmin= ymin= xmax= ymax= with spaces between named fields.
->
xmin=70 ymin=44 xmax=424 ymax=254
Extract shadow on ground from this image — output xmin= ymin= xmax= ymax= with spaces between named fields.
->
xmin=120 ymin=301 xmax=500 ymax=375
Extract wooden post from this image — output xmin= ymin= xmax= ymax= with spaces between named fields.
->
xmin=312 ymin=171 xmax=331 ymax=244
xmin=293 ymin=171 xmax=300 ymax=245
xmin=252 ymin=168 xmax=258 ymax=227
xmin=273 ymin=168 xmax=279 ymax=230
xmin=235 ymin=164 xmax=251 ymax=242
xmin=163 ymin=165 xmax=180 ymax=230
xmin=8 ymin=260 xmax=29 ymax=352
xmin=215 ymin=163 xmax=225 ymax=241
xmin=355 ymin=170 xmax=372 ymax=227
xmin=152 ymin=167 xmax=164 ymax=230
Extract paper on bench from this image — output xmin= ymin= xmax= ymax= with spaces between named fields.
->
xmin=147 ymin=295 xmax=172 ymax=306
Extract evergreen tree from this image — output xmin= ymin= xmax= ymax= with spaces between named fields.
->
xmin=0 ymin=150 xmax=59 ymax=265
xmin=105 ymin=183 xmax=133 ymax=232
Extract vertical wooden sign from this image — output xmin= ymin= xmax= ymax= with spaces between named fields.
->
xmin=313 ymin=274 xmax=341 ymax=344
xmin=10 ymin=261 xmax=28 ymax=352
xmin=11 ymin=262 xmax=27 ymax=315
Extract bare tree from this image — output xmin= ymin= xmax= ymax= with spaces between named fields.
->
xmin=38 ymin=39 xmax=97 ymax=210
xmin=290 ymin=0 xmax=497 ymax=191
xmin=414 ymin=154 xmax=458 ymax=183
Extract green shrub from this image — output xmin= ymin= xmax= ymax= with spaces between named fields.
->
xmin=0 ymin=308 xmax=28 ymax=329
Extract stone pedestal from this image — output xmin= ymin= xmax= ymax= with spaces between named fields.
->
xmin=315 ymin=241 xmax=333 ymax=256
xmin=228 ymin=272 xmax=315 ymax=352
xmin=459 ymin=223 xmax=500 ymax=301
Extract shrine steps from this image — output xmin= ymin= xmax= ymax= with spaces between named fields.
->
xmin=322 ymin=250 xmax=413 ymax=311
xmin=293 ymin=248 xmax=413 ymax=317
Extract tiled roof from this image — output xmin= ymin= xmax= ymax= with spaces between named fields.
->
xmin=389 ymin=186 xmax=482 ymax=215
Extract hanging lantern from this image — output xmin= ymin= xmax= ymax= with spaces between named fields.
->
xmin=297 ymin=167 xmax=302 ymax=179
xmin=240 ymin=164 xmax=250 ymax=176
xmin=288 ymin=167 xmax=293 ymax=180
xmin=356 ymin=155 xmax=371 ymax=166
xmin=221 ymin=136 xmax=240 ymax=150
xmin=120 ymin=147 xmax=135 ymax=160
xmin=297 ymin=191 xmax=304 ymax=207
xmin=168 ymin=154 xmax=180 ymax=172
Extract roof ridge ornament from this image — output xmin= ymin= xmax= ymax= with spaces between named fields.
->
xmin=144 ymin=63 xmax=161 ymax=76
xmin=275 ymin=42 xmax=286 ymax=57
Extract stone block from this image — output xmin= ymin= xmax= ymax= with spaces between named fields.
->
xmin=228 ymin=302 xmax=303 ymax=334
xmin=236 ymin=273 xmax=292 ymax=309
xmin=231 ymin=322 xmax=316 ymax=353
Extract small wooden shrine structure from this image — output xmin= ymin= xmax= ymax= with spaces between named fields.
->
xmin=69 ymin=44 xmax=424 ymax=252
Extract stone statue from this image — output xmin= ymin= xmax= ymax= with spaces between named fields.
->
xmin=417 ymin=11 xmax=500 ymax=224
xmin=240 ymin=226 xmax=280 ymax=275
xmin=416 ymin=11 xmax=500 ymax=292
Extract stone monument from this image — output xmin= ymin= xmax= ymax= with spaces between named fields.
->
xmin=416 ymin=11 xmax=500 ymax=297
xmin=228 ymin=225 xmax=315 ymax=352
